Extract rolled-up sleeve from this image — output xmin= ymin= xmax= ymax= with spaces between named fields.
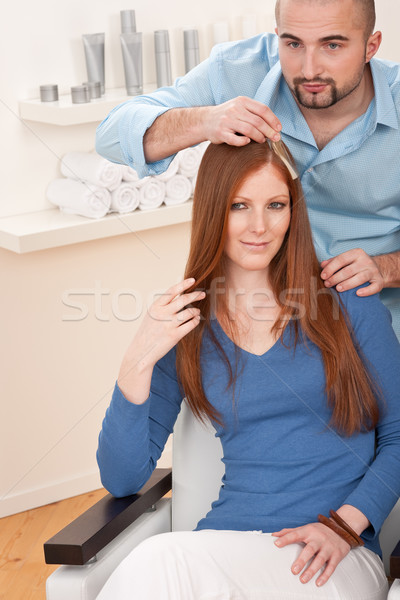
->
xmin=95 ymin=56 xmax=217 ymax=177
xmin=95 ymin=33 xmax=278 ymax=176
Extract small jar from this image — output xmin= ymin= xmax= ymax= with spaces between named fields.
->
xmin=39 ymin=84 xmax=59 ymax=102
xmin=82 ymin=81 xmax=102 ymax=99
xmin=71 ymin=85 xmax=90 ymax=104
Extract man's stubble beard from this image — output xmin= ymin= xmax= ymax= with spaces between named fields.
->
xmin=288 ymin=58 xmax=367 ymax=110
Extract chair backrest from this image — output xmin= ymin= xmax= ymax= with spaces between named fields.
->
xmin=172 ymin=401 xmax=399 ymax=575
xmin=172 ymin=401 xmax=224 ymax=531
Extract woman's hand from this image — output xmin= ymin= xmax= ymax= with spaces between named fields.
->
xmin=272 ymin=522 xmax=351 ymax=587
xmin=118 ymin=278 xmax=205 ymax=404
xmin=135 ymin=277 xmax=204 ymax=365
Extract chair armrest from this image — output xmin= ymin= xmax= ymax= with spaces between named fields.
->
xmin=44 ymin=468 xmax=172 ymax=566
xmin=391 ymin=540 xmax=400 ymax=579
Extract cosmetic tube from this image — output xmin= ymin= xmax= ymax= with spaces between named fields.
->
xmin=120 ymin=10 xmax=136 ymax=33
xmin=183 ymin=29 xmax=199 ymax=73
xmin=82 ymin=33 xmax=105 ymax=94
xmin=120 ymin=32 xmax=143 ymax=95
xmin=154 ymin=30 xmax=172 ymax=88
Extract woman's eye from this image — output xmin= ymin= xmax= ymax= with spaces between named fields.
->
xmin=231 ymin=202 xmax=246 ymax=210
xmin=269 ymin=202 xmax=285 ymax=209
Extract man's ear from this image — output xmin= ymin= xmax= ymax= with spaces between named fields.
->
xmin=365 ymin=31 xmax=382 ymax=63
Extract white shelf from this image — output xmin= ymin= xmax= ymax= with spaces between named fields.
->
xmin=0 ymin=201 xmax=193 ymax=254
xmin=18 ymin=85 xmax=157 ymax=126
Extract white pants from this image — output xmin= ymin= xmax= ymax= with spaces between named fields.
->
xmin=96 ymin=530 xmax=388 ymax=600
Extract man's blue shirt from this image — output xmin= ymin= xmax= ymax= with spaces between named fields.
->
xmin=96 ymin=33 xmax=400 ymax=335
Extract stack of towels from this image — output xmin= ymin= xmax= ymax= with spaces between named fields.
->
xmin=46 ymin=142 xmax=209 ymax=219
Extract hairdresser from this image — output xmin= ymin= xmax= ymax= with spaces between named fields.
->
xmin=96 ymin=0 xmax=400 ymax=337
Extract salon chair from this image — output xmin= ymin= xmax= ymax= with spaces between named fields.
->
xmin=45 ymin=402 xmax=400 ymax=599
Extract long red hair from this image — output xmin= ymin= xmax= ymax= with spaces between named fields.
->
xmin=176 ymin=141 xmax=379 ymax=435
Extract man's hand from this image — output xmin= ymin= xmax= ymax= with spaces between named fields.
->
xmin=320 ymin=249 xmax=384 ymax=297
xmin=144 ymin=98 xmax=282 ymax=162
xmin=203 ymin=97 xmax=282 ymax=146
xmin=272 ymin=522 xmax=351 ymax=587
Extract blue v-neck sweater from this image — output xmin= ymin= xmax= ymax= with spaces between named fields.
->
xmin=97 ymin=288 xmax=400 ymax=556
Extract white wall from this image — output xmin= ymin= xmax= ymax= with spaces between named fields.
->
xmin=0 ymin=225 xmax=190 ymax=517
xmin=375 ymin=0 xmax=400 ymax=63
xmin=1 ymin=0 xmax=400 ymax=518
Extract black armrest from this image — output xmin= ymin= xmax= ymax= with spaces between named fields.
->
xmin=391 ymin=540 xmax=400 ymax=579
xmin=44 ymin=468 xmax=172 ymax=566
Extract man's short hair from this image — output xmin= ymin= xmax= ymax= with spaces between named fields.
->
xmin=275 ymin=0 xmax=376 ymax=39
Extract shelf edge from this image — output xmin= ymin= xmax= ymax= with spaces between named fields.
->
xmin=0 ymin=202 xmax=193 ymax=254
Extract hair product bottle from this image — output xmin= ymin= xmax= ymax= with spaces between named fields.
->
xmin=183 ymin=29 xmax=200 ymax=73
xmin=154 ymin=30 xmax=172 ymax=88
xmin=120 ymin=32 xmax=143 ymax=95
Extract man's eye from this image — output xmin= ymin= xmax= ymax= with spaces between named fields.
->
xmin=328 ymin=43 xmax=340 ymax=50
xmin=288 ymin=42 xmax=300 ymax=50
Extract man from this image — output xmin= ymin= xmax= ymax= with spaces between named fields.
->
xmin=96 ymin=0 xmax=400 ymax=336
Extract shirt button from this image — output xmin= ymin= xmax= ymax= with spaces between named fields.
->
xmin=307 ymin=168 xmax=313 ymax=173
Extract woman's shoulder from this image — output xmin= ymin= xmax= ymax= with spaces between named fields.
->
xmin=337 ymin=285 xmax=393 ymax=335
xmin=338 ymin=285 xmax=389 ymax=313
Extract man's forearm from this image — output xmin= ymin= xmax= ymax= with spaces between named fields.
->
xmin=143 ymin=97 xmax=282 ymax=163
xmin=375 ymin=251 xmax=400 ymax=287
xmin=143 ymin=107 xmax=209 ymax=163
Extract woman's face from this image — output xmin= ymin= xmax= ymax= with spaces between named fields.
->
xmin=224 ymin=164 xmax=291 ymax=277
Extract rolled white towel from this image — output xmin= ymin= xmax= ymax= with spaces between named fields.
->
xmin=164 ymin=175 xmax=192 ymax=206
xmin=191 ymin=174 xmax=198 ymax=195
xmin=134 ymin=175 xmax=151 ymax=189
xmin=177 ymin=146 xmax=203 ymax=178
xmin=156 ymin=155 xmax=180 ymax=182
xmin=199 ymin=140 xmax=211 ymax=155
xmin=61 ymin=152 xmax=122 ymax=191
xmin=189 ymin=142 xmax=209 ymax=194
xmin=110 ymin=183 xmax=140 ymax=213
xmin=47 ymin=178 xmax=111 ymax=219
xmin=121 ymin=165 xmax=140 ymax=183
xmin=138 ymin=178 xmax=166 ymax=210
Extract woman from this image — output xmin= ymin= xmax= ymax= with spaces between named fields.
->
xmin=96 ymin=141 xmax=400 ymax=599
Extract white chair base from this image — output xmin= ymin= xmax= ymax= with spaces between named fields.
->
xmin=389 ymin=579 xmax=400 ymax=599
xmin=46 ymin=498 xmax=171 ymax=600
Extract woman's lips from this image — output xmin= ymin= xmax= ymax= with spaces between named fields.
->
xmin=241 ymin=241 xmax=269 ymax=249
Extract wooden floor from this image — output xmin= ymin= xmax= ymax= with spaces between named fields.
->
xmin=0 ymin=488 xmax=108 ymax=600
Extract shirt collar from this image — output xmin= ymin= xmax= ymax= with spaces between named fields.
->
xmin=253 ymin=61 xmax=316 ymax=146
xmin=369 ymin=59 xmax=399 ymax=130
